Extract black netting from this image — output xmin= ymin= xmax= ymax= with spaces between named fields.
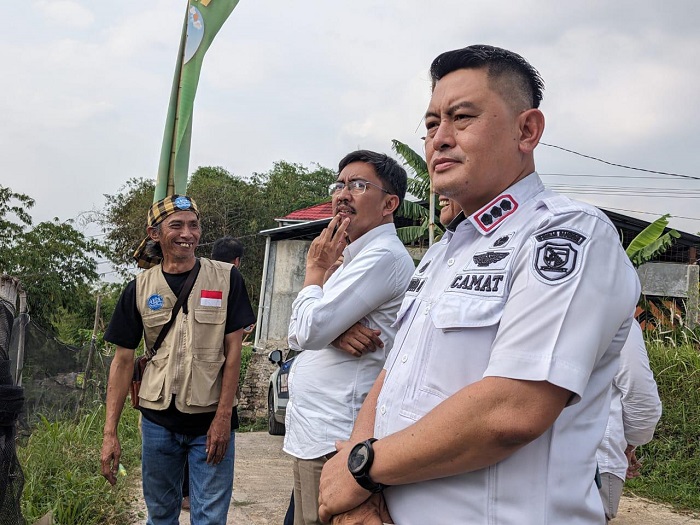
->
xmin=0 ymin=299 xmax=26 ymax=525
xmin=0 ymin=424 xmax=25 ymax=525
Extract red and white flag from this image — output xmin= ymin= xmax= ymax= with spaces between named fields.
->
xmin=200 ymin=289 xmax=223 ymax=307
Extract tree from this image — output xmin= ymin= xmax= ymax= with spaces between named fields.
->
xmin=0 ymin=185 xmax=34 ymax=251
xmin=391 ymin=140 xmax=443 ymax=245
xmin=97 ymin=161 xmax=335 ymax=313
xmin=2 ymin=219 xmax=105 ymax=329
xmin=250 ymin=160 xmax=336 ymax=219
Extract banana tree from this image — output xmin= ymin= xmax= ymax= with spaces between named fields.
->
xmin=625 ymin=214 xmax=680 ymax=268
xmin=391 ymin=139 xmax=444 ymax=245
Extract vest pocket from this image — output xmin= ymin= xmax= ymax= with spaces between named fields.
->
xmin=139 ymin=352 xmax=169 ymax=402
xmin=189 ymin=354 xmax=226 ymax=406
xmin=193 ymin=308 xmax=226 ymax=352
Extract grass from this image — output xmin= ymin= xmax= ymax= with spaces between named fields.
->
xmin=14 ymin=330 xmax=700 ymax=522
xmin=18 ymin=403 xmax=142 ymax=525
xmin=625 ymin=329 xmax=700 ymax=512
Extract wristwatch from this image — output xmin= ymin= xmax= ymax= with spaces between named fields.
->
xmin=347 ymin=438 xmax=386 ymax=493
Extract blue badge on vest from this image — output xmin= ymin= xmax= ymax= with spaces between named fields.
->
xmin=174 ymin=196 xmax=191 ymax=210
xmin=148 ymin=294 xmax=164 ymax=311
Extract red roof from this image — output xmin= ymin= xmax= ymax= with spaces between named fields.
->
xmin=280 ymin=201 xmax=333 ymax=221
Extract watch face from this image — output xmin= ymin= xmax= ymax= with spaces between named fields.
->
xmin=348 ymin=443 xmax=370 ymax=474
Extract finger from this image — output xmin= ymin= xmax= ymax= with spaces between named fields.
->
xmin=334 ymin=217 xmax=350 ymax=243
xmin=323 ymin=216 xmax=341 ymax=241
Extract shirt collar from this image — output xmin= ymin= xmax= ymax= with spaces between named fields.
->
xmin=343 ymin=223 xmax=397 ymax=264
xmin=465 ymin=172 xmax=544 ymax=236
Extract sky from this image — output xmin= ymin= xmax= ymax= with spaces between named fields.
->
xmin=3 ymin=0 xmax=699 ymax=253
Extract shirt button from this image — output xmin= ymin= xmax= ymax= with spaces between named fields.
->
xmin=447 ymin=258 xmax=455 ymax=266
xmin=424 ymin=305 xmax=431 ymax=315
xmin=380 ymin=405 xmax=386 ymax=414
xmin=401 ymin=354 xmax=408 ymax=363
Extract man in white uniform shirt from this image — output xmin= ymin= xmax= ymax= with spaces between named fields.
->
xmin=596 ymin=319 xmax=661 ymax=521
xmin=319 ymin=45 xmax=641 ymax=524
xmin=284 ymin=150 xmax=415 ymax=525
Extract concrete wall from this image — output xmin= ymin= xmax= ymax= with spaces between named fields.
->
xmin=256 ymin=239 xmax=311 ymax=351
xmin=637 ymin=262 xmax=699 ymax=328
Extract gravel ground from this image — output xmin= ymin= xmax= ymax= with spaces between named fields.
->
xmin=131 ymin=431 xmax=699 ymax=524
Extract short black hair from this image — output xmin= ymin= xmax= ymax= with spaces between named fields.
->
xmin=211 ymin=236 xmax=244 ymax=263
xmin=337 ymin=150 xmax=408 ymax=209
xmin=430 ymin=44 xmax=544 ymax=110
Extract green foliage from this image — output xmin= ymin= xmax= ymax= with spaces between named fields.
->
xmin=626 ymin=332 xmax=700 ymax=511
xmin=239 ymin=344 xmax=254 ymax=382
xmin=250 ymin=160 xmax=336 ymax=218
xmin=626 ymin=214 xmax=681 ymax=267
xmin=391 ymin=139 xmax=444 ymax=244
xmin=0 ymin=186 xmax=106 ymax=331
xmin=94 ymin=177 xmax=155 ymax=272
xmin=96 ymin=162 xmax=334 ymax=314
xmin=18 ymin=406 xmax=142 ymax=525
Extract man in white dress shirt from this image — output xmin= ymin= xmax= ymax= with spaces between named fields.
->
xmin=596 ymin=319 xmax=661 ymax=521
xmin=284 ymin=149 xmax=415 ymax=525
xmin=319 ymin=45 xmax=641 ymax=525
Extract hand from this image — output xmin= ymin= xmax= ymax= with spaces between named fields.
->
xmin=319 ymin=441 xmax=371 ymax=523
xmin=324 ymin=255 xmax=345 ymax=283
xmin=206 ymin=414 xmax=231 ymax=465
xmin=307 ymin=216 xmax=350 ymax=275
xmin=332 ymin=323 xmax=383 ymax=358
xmin=625 ymin=445 xmax=642 ymax=479
xmin=329 ymin=494 xmax=394 ymax=525
xmin=101 ymin=432 xmax=122 ymax=486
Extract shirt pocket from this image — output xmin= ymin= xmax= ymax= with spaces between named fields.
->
xmin=399 ymin=294 xmax=505 ymax=421
xmin=193 ymin=307 xmax=226 ymax=353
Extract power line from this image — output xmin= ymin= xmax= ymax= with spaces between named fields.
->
xmin=540 ymin=143 xmax=700 ymax=181
xmin=595 ymin=206 xmax=700 ymax=223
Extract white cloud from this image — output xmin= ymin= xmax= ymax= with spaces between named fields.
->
xmin=34 ymin=0 xmax=94 ymax=28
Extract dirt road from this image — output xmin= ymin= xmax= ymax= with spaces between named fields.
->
xmin=133 ymin=431 xmax=699 ymax=524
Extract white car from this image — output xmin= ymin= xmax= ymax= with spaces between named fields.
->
xmin=267 ymin=349 xmax=299 ymax=435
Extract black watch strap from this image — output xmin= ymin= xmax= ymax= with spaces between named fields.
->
xmin=348 ymin=438 xmax=386 ymax=493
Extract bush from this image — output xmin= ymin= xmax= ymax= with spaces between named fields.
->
xmin=626 ymin=333 xmax=700 ymax=511
xmin=18 ymin=405 xmax=142 ymax=525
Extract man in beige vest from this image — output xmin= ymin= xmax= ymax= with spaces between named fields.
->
xmin=100 ymin=195 xmax=255 ymax=525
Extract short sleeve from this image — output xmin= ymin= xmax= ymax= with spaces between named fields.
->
xmin=484 ymin=211 xmax=639 ymax=400
xmin=225 ymin=267 xmax=256 ymax=334
xmin=104 ymin=280 xmax=144 ymax=349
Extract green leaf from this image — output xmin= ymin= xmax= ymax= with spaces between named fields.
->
xmin=625 ymin=214 xmax=680 ymax=267
xmin=396 ymin=224 xmax=427 ymax=244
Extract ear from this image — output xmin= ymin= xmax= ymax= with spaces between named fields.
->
xmin=233 ymin=257 xmax=241 ymax=268
xmin=147 ymin=226 xmax=159 ymax=242
xmin=383 ymin=194 xmax=400 ymax=217
xmin=517 ymin=108 xmax=545 ymax=155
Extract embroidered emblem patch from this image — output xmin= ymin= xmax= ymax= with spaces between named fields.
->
xmin=417 ymin=259 xmax=432 ymax=274
xmin=473 ymin=194 xmax=518 ymax=233
xmin=174 ymin=196 xmax=192 ymax=210
xmin=492 ymin=233 xmax=513 ymax=248
xmin=533 ymin=229 xmax=587 ymax=283
xmin=147 ymin=294 xmax=164 ymax=311
xmin=200 ymin=289 xmax=223 ymax=307
xmin=473 ymin=251 xmax=510 ymax=268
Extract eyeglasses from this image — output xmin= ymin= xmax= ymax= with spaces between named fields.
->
xmin=328 ymin=180 xmax=391 ymax=196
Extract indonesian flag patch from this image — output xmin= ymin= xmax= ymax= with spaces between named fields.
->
xmin=200 ymin=289 xmax=223 ymax=307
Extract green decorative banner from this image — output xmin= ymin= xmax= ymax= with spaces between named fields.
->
xmin=154 ymin=0 xmax=240 ymax=202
